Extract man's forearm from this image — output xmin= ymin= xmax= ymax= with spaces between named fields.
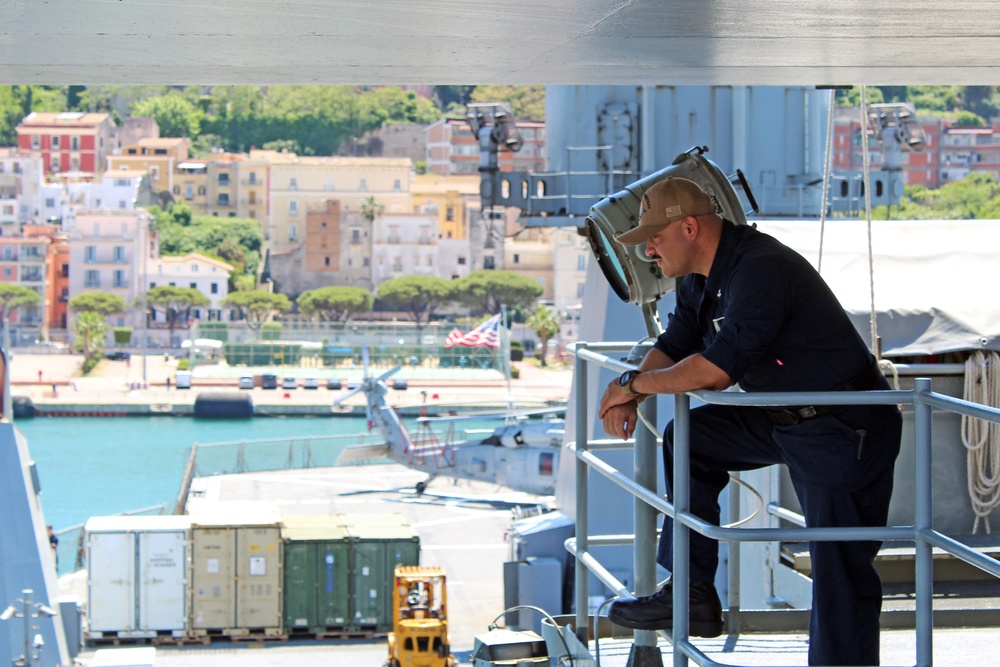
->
xmin=631 ymin=353 xmax=732 ymax=396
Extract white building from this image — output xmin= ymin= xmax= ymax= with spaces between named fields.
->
xmin=0 ymin=149 xmax=44 ymax=226
xmin=65 ymin=170 xmax=143 ymax=212
xmin=371 ymin=212 xmax=441 ymax=286
xmin=146 ymin=253 xmax=235 ymax=329
xmin=65 ymin=209 xmax=153 ymax=333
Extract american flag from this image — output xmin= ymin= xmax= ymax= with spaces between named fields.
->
xmin=444 ymin=314 xmax=502 ymax=349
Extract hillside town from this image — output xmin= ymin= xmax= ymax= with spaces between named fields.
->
xmin=0 ymin=107 xmax=589 ymax=350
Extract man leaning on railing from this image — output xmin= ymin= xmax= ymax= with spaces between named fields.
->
xmin=597 ymin=177 xmax=902 ymax=667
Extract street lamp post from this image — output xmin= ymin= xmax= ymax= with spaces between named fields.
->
xmin=1 ymin=589 xmax=58 ymax=667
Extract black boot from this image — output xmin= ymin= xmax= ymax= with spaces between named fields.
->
xmin=607 ymin=578 xmax=723 ymax=637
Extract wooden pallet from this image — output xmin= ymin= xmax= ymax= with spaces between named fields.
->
xmin=87 ymin=633 xmax=155 ymax=647
xmin=153 ymin=634 xmax=212 ymax=647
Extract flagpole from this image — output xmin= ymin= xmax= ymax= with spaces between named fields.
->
xmin=501 ymin=306 xmax=513 ymax=415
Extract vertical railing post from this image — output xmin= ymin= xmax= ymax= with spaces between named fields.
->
xmin=629 ymin=396 xmax=664 ymax=667
xmin=673 ymin=394 xmax=691 ymax=667
xmin=574 ymin=344 xmax=591 ymax=643
xmin=913 ymin=377 xmax=934 ymax=667
xmin=727 ymin=471 xmax=741 ymax=633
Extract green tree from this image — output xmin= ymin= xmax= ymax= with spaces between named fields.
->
xmin=147 ymin=286 xmax=211 ymax=342
xmin=954 ymin=110 xmax=986 ymax=128
xmin=132 ymin=92 xmax=204 ymax=138
xmin=882 ymin=172 xmax=1000 ymax=220
xmin=377 ymin=276 xmax=453 ymax=329
xmin=73 ymin=311 xmax=110 ymax=371
xmin=0 ymin=284 xmax=42 ymax=322
xmin=359 ymin=195 xmax=385 ymax=224
xmin=525 ymin=305 xmax=560 ymax=367
xmin=469 ymin=85 xmax=546 ymax=121
xmin=453 ymin=270 xmax=543 ymax=317
xmin=297 ymin=286 xmax=373 ymax=322
xmin=68 ymin=291 xmax=127 ymax=316
xmin=222 ymin=290 xmax=291 ymax=338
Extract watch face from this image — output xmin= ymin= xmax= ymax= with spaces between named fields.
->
xmin=619 ymin=371 xmax=633 ymax=387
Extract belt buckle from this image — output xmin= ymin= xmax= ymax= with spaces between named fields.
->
xmin=769 ymin=409 xmax=800 ymax=426
xmin=798 ymin=406 xmax=818 ymax=420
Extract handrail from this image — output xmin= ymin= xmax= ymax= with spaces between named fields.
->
xmin=570 ymin=341 xmax=1000 ymax=667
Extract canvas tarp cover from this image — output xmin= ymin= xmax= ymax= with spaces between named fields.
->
xmin=757 ymin=218 xmax=1000 ymax=357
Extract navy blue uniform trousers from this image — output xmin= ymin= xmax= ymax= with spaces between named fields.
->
xmin=656 ymin=400 xmax=902 ymax=666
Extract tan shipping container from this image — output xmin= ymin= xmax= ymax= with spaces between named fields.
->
xmin=189 ymin=503 xmax=283 ymax=635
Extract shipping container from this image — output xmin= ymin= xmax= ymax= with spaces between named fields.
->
xmin=85 ymin=515 xmax=191 ymax=638
xmin=189 ymin=503 xmax=283 ymax=635
xmin=342 ymin=513 xmax=420 ymax=632
xmin=281 ymin=515 xmax=352 ymax=634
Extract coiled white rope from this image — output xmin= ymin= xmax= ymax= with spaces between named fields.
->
xmin=961 ymin=350 xmax=1000 ymax=533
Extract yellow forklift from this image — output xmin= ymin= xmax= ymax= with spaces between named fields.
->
xmin=386 ymin=565 xmax=456 ymax=667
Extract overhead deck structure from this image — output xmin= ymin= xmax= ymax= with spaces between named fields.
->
xmin=1 ymin=1 xmax=999 ymax=85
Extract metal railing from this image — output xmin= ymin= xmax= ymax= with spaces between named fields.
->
xmin=569 ymin=341 xmax=1000 ymax=667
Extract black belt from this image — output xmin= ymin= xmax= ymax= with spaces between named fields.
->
xmin=765 ymin=362 xmax=885 ymax=426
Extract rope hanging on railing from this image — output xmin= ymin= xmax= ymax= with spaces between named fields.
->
xmin=962 ymin=350 xmax=1000 ymax=533
xmin=859 ymin=85 xmax=881 ymax=361
xmin=817 ymin=88 xmax=836 ymax=274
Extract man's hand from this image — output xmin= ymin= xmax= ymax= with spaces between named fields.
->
xmin=599 ymin=378 xmax=633 ymax=420
xmin=601 ymin=401 xmax=638 ymax=440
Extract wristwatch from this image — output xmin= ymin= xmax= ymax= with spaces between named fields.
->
xmin=618 ymin=370 xmax=641 ymax=397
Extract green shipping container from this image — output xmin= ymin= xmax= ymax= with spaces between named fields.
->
xmin=342 ymin=513 xmax=420 ymax=632
xmin=281 ymin=516 xmax=352 ymax=634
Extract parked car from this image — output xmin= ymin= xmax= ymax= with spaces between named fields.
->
xmin=175 ymin=370 xmax=192 ymax=389
xmin=326 ymin=378 xmax=343 ymax=390
xmin=105 ymin=351 xmax=131 ymax=361
xmin=302 ymin=376 xmax=319 ymax=390
xmin=238 ymin=375 xmax=254 ymax=389
xmin=282 ymin=376 xmax=298 ymax=390
xmin=261 ymin=374 xmax=278 ymax=390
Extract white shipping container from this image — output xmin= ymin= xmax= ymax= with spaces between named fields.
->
xmin=86 ymin=516 xmax=191 ymax=637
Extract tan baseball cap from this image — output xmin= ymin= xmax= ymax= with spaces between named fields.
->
xmin=615 ymin=177 xmax=717 ymax=245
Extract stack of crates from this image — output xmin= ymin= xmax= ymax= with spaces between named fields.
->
xmin=280 ymin=512 xmax=420 ymax=637
xmin=342 ymin=512 xmax=420 ymax=633
xmin=281 ymin=515 xmax=352 ymax=637
xmin=188 ymin=502 xmax=284 ymax=639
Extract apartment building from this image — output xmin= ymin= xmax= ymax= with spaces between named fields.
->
xmin=147 ymin=253 xmax=235 ymax=330
xmin=425 ymin=117 xmax=546 ymax=177
xmin=65 ymin=209 xmax=153 ymax=332
xmin=832 ymin=109 xmax=1000 ymax=190
xmin=371 ymin=212 xmax=443 ymax=285
xmin=0 ymin=233 xmax=49 ymax=339
xmin=411 ymin=172 xmax=480 ymax=240
xmin=107 ymin=137 xmax=190 ymax=195
xmin=0 ymin=149 xmax=45 ymax=225
xmin=232 ymin=155 xmax=269 ymax=222
xmin=262 ymin=152 xmax=412 ymax=254
xmin=16 ymin=112 xmax=117 ymax=178
xmin=503 ymin=232 xmax=553 ymax=302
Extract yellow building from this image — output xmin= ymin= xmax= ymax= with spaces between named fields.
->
xmin=258 ymin=151 xmax=412 ymax=252
xmin=410 ymin=173 xmax=480 ymax=240
xmin=107 ymin=137 xmax=190 ymax=194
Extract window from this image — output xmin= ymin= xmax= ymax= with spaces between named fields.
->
xmin=289 ymin=200 xmax=298 ymax=215
xmin=198 ymin=186 xmax=206 ymax=196
xmin=577 ymin=255 xmax=587 ymax=271
xmin=324 ymin=257 xmax=331 ymax=266
xmin=51 ymin=155 xmax=60 ymax=172
xmin=51 ymin=136 xmax=60 ymax=150
xmin=446 ymin=207 xmax=455 ymax=222
xmin=218 ymin=172 xmax=230 ymax=185
xmin=190 ymin=282 xmax=197 ymax=289
xmin=2 ymin=268 xmax=9 ymax=277
xmin=577 ymin=283 xmax=586 ymax=298
xmin=289 ymin=224 xmax=298 ymax=241
xmin=359 ymin=178 xmax=367 ymax=191
xmin=185 ymin=185 xmax=194 ymax=200
xmin=173 ymin=185 xmax=181 ymax=195
xmin=113 ymin=270 xmax=126 ymax=288
xmin=149 ymin=166 xmax=159 ymax=181
xmin=210 ymin=282 xmax=218 ymax=294
xmin=71 ymin=136 xmax=79 ymax=151
xmin=325 ymin=179 xmax=333 ymax=191
xmin=218 ymin=193 xmax=230 ymax=206
xmin=70 ymin=156 xmax=80 ymax=171
xmin=45 ymin=198 xmax=55 ymax=208
xmin=393 ymin=179 xmax=401 ymax=191
xmin=513 ymin=254 xmax=520 ymax=264
xmin=484 ymin=256 xmax=495 ymax=269
xmin=248 ymin=172 xmax=257 ymax=185
xmin=113 ymin=246 xmax=125 ymax=263
xmin=289 ymin=177 xmax=297 ymax=190
xmin=363 ymin=257 xmax=370 ymax=267
xmin=85 ymin=246 xmax=96 ymax=263
xmin=351 ymin=229 xmax=361 ymax=244
xmin=61 ymin=264 xmax=69 ymax=278
xmin=458 ymin=256 xmax=466 ymax=265
xmin=118 ymin=200 xmax=127 ymax=209
xmin=85 ymin=269 xmax=100 ymax=288
xmin=31 ymin=135 xmax=40 ymax=150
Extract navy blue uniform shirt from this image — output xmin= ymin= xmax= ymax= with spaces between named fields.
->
xmin=654 ymin=220 xmax=874 ymax=393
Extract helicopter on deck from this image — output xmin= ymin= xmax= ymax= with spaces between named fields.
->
xmin=335 ymin=347 xmax=564 ymax=496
